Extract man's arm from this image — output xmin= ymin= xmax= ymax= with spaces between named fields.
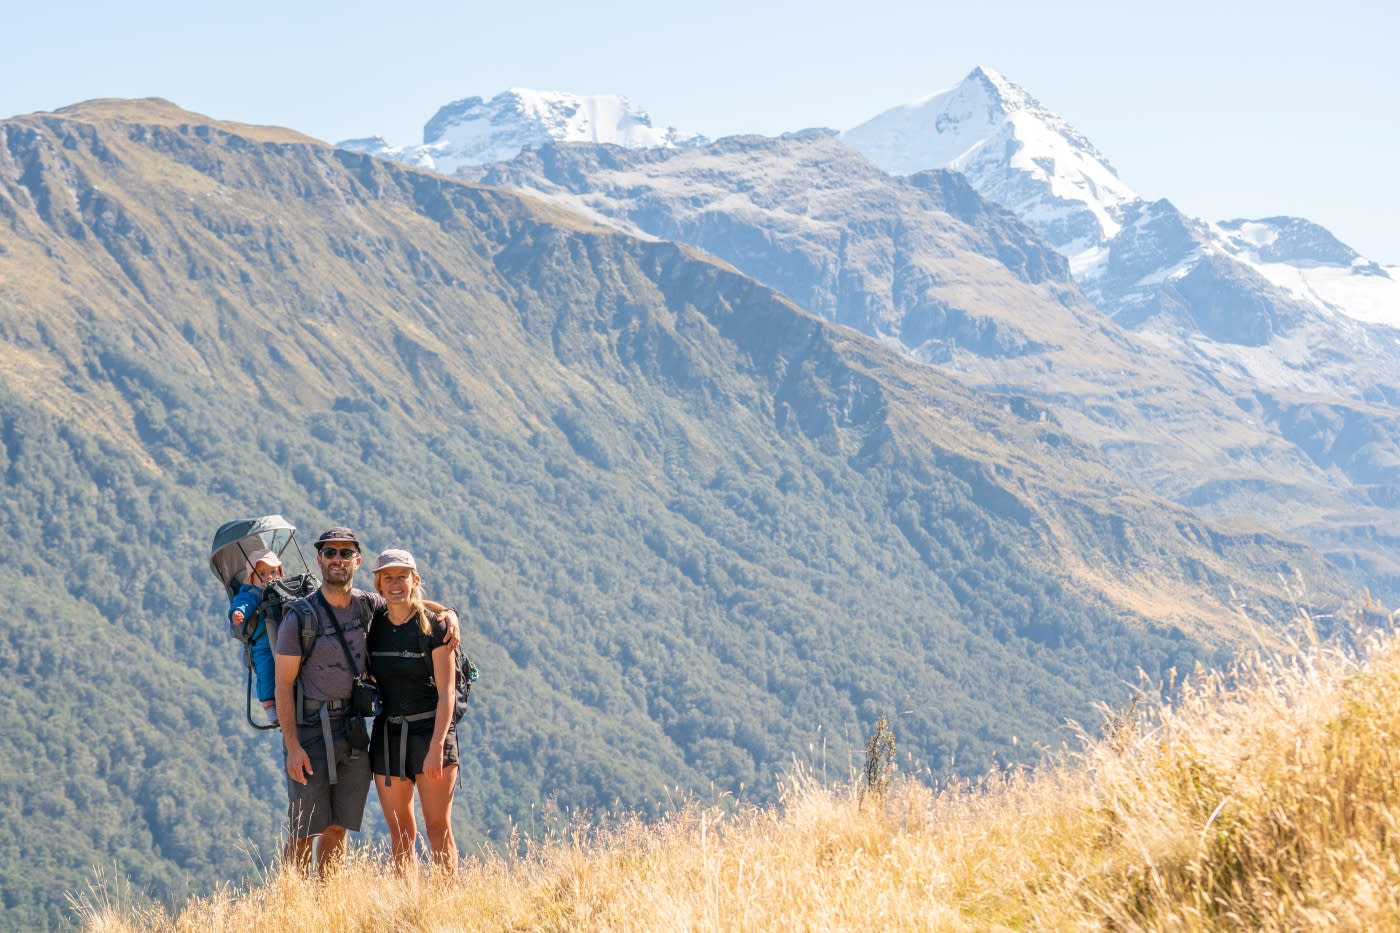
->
xmin=422 ymin=599 xmax=460 ymax=649
xmin=275 ymin=652 xmax=312 ymax=784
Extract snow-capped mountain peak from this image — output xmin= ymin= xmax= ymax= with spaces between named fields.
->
xmin=962 ymin=65 xmax=1039 ymax=116
xmin=842 ymin=67 xmax=1012 ymax=173
xmin=338 ymin=89 xmax=705 ymax=176
xmin=843 ymin=66 xmax=1139 ymax=253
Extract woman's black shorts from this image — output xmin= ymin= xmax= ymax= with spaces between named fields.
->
xmin=370 ymin=716 xmax=459 ymax=780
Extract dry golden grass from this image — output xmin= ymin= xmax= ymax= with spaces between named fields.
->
xmin=77 ymin=608 xmax=1400 ymax=932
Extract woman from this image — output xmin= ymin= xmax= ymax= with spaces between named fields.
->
xmin=367 ymin=548 xmax=459 ymax=871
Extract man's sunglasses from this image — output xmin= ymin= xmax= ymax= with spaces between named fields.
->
xmin=318 ymin=547 xmax=359 ymax=559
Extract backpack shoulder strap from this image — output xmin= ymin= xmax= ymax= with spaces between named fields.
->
xmin=419 ymin=629 xmax=436 ymax=685
xmin=286 ymin=596 xmax=319 ymax=663
xmin=311 ymin=590 xmax=364 ymax=678
xmin=279 ymin=596 xmax=321 ymax=720
xmin=354 ymin=591 xmax=374 ymax=631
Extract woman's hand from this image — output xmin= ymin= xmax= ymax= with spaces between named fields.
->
xmin=424 ymin=738 xmax=446 ymax=778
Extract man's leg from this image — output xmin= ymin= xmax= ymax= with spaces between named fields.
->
xmin=285 ymin=723 xmax=334 ymax=877
xmin=320 ymin=721 xmax=373 ymax=874
xmin=316 ymin=825 xmax=348 ymax=874
xmin=285 ymin=834 xmax=314 ymax=875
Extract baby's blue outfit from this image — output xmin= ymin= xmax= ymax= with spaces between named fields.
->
xmin=229 ymin=582 xmax=275 ymax=703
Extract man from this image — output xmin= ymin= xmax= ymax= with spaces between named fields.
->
xmin=274 ymin=526 xmax=459 ymax=875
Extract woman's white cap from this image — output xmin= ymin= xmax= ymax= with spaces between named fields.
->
xmin=373 ymin=548 xmax=417 ymax=572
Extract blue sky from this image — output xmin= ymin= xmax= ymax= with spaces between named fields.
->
xmin=5 ymin=0 xmax=1396 ymax=263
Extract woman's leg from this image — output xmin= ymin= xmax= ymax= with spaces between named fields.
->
xmin=415 ymin=765 xmax=459 ymax=872
xmin=374 ymin=774 xmax=419 ymax=868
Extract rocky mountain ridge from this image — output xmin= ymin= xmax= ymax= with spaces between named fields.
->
xmin=339 ymin=68 xmax=1398 ymax=407
xmin=457 ymin=131 xmax=1400 ymax=602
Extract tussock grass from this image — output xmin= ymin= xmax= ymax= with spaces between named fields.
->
xmin=77 ymin=609 xmax=1400 ymax=931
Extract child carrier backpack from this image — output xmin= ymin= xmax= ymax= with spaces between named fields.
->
xmin=208 ymin=515 xmax=319 ymax=730
xmin=244 ymin=575 xmax=320 ymax=648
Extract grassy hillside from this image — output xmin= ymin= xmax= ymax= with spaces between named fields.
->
xmin=74 ymin=606 xmax=1400 ymax=931
xmin=0 ymin=100 xmax=1351 ymax=928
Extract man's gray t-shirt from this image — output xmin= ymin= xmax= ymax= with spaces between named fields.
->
xmin=276 ymin=588 xmax=386 ymax=710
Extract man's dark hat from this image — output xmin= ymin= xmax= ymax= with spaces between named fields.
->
xmin=315 ymin=526 xmax=361 ymax=550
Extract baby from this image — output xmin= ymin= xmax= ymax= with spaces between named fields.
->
xmin=228 ymin=548 xmax=284 ymax=718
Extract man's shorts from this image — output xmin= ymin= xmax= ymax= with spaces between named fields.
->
xmin=285 ymin=716 xmax=372 ymax=836
xmin=371 ymin=718 xmax=460 ymax=780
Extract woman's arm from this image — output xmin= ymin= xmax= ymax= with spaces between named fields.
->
xmin=425 ymin=641 xmax=457 ymax=777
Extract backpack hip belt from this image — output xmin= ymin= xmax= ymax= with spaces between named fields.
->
xmin=382 ymin=710 xmax=438 ymax=786
xmin=302 ymin=697 xmax=350 ymax=717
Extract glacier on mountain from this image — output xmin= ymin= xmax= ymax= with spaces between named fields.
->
xmin=338 ymin=89 xmax=706 ymax=176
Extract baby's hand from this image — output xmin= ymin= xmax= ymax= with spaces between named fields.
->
xmin=231 ymin=609 xmax=245 ymax=625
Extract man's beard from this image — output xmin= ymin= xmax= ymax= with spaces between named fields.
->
xmin=322 ymin=564 xmax=355 ymax=589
